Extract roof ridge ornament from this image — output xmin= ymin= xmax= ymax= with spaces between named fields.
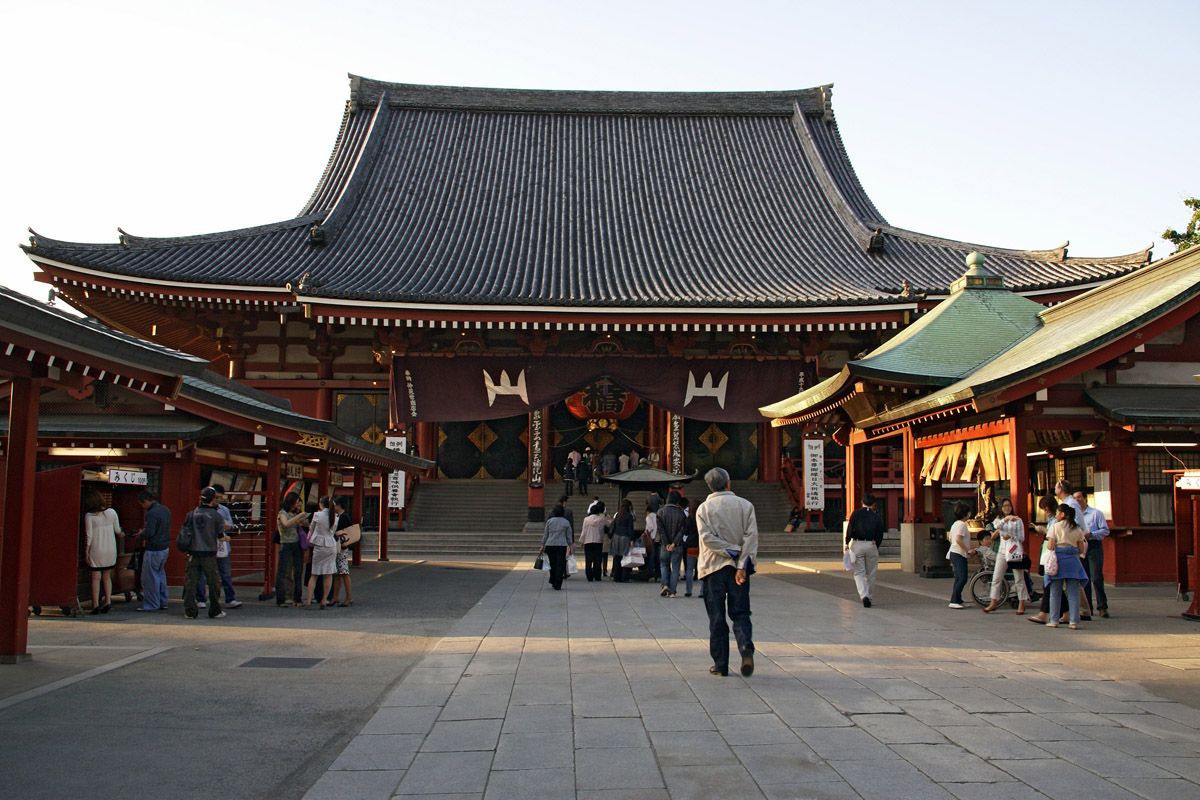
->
xmin=950 ymin=252 xmax=1006 ymax=294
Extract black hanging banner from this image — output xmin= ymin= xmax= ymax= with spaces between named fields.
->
xmin=391 ymin=356 xmax=810 ymax=425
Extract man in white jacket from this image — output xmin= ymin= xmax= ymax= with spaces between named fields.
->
xmin=696 ymin=468 xmax=759 ymax=677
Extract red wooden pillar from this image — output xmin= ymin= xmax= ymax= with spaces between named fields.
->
xmin=261 ymin=448 xmax=281 ymax=597
xmin=377 ymin=470 xmax=390 ymax=562
xmin=351 ymin=468 xmax=365 ymax=567
xmin=317 ymin=460 xmax=330 ymax=499
xmin=1186 ymin=494 xmax=1200 ymax=620
xmin=0 ymin=377 xmax=39 ymax=662
xmin=845 ymin=431 xmax=868 ymax=522
xmin=759 ymin=422 xmax=780 ymax=483
xmin=902 ymin=428 xmax=919 ymax=523
xmin=1007 ymin=417 xmax=1029 ymax=523
xmin=416 ymin=422 xmax=436 ymax=475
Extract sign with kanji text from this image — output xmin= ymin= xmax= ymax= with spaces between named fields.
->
xmin=803 ymin=439 xmax=824 ymax=511
xmin=108 ymin=468 xmax=148 ymax=486
xmin=386 ymin=436 xmax=407 ymax=508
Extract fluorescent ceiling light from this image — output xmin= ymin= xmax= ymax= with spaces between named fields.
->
xmin=48 ymin=447 xmax=129 ymax=457
xmin=1061 ymin=444 xmax=1095 ymax=452
xmin=1025 ymin=450 xmax=1048 ymax=457
xmin=1135 ymin=442 xmax=1198 ymax=448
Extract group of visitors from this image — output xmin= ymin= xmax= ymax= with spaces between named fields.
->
xmin=844 ymin=478 xmax=1111 ymax=627
xmin=275 ymin=492 xmax=357 ymax=610
xmin=948 ymin=477 xmax=1110 ymax=628
xmin=78 ymin=483 xmax=360 ymax=618
xmin=561 ymin=446 xmax=648 ymax=496
xmin=541 ymin=467 xmax=759 ymax=678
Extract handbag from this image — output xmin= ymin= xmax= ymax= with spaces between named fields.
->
xmin=298 ymin=527 xmax=312 ymax=551
xmin=533 ymin=553 xmax=544 ymax=571
xmin=1045 ymin=549 xmax=1059 ymax=577
xmin=784 ymin=523 xmax=795 ymax=533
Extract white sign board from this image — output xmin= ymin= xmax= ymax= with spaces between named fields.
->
xmin=803 ymin=439 xmax=825 ymax=511
xmin=108 ymin=468 xmax=148 ymax=486
xmin=285 ymin=463 xmax=304 ymax=481
xmin=1178 ymin=471 xmax=1200 ymax=491
xmin=386 ymin=436 xmax=407 ymax=509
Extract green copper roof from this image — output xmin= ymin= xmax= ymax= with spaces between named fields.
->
xmin=864 ymin=244 xmax=1200 ymax=426
xmin=760 ymin=253 xmax=1043 ymax=420
xmin=848 ymin=270 xmax=1043 ymax=386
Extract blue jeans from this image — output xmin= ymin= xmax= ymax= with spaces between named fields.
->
xmin=660 ymin=544 xmax=684 ymax=593
xmin=685 ymin=553 xmax=697 ymax=595
xmin=275 ymin=542 xmax=304 ymax=604
xmin=703 ymin=565 xmax=753 ymax=672
xmin=949 ymin=553 xmax=968 ymax=604
xmin=140 ymin=548 xmax=169 ymax=610
xmin=196 ymin=556 xmax=237 ymax=603
xmin=1049 ymin=578 xmax=1082 ymax=625
xmin=1084 ymin=541 xmax=1108 ymax=611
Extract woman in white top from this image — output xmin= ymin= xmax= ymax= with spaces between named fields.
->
xmin=946 ymin=502 xmax=975 ymax=609
xmin=303 ymin=497 xmax=338 ymax=608
xmin=578 ymin=501 xmax=611 ymax=582
xmin=83 ymin=490 xmax=122 ymax=614
xmin=984 ymin=498 xmax=1030 ymax=614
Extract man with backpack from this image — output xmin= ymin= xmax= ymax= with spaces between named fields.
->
xmin=178 ymin=486 xmax=227 ymax=620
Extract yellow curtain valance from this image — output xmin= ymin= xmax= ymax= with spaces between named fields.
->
xmin=919 ymin=435 xmax=1010 ymax=485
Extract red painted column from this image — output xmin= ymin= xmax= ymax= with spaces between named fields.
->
xmin=845 ymin=434 xmax=867 ymax=522
xmin=317 ymin=460 xmax=330 ymax=499
xmin=1007 ymin=417 xmax=1029 ymax=523
xmin=261 ymin=448 xmax=281 ymax=597
xmin=0 ymin=377 xmax=39 ymax=662
xmin=901 ymin=428 xmax=919 ymax=523
xmin=351 ymin=468 xmax=365 ymax=567
xmin=759 ymin=422 xmax=780 ymax=483
xmin=415 ymin=422 xmax=436 ymax=478
xmin=377 ymin=470 xmax=390 ymax=562
xmin=1185 ymin=494 xmax=1200 ymax=620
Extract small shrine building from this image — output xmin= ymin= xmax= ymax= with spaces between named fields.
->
xmin=761 ymin=246 xmax=1200 ymax=585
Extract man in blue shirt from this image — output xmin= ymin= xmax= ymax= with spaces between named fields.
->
xmin=135 ymin=490 xmax=171 ymax=611
xmin=1075 ymin=490 xmax=1111 ymax=618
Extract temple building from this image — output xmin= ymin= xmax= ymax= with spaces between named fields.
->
xmin=20 ymin=75 xmax=1153 ymax=526
xmin=761 ymin=246 xmax=1200 ymax=584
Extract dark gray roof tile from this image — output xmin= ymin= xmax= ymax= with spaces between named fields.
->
xmin=24 ymin=78 xmax=1150 ymax=309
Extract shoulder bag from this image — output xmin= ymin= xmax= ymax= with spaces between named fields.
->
xmin=1044 ymin=548 xmax=1059 ymax=577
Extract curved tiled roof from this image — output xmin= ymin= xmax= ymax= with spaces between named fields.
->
xmin=24 ymin=77 xmax=1151 ymax=310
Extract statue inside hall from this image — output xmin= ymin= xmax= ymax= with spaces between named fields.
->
xmin=971 ymin=477 xmax=998 ymax=531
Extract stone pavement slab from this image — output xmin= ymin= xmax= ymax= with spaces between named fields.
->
xmin=301 ymin=561 xmax=1200 ymax=799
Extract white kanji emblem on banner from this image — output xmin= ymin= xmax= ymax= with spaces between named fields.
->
xmin=483 ymin=369 xmax=529 ymax=407
xmin=683 ymin=370 xmax=729 ymax=409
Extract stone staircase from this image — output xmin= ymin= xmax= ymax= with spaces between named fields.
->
xmin=381 ymin=477 xmax=898 ymax=560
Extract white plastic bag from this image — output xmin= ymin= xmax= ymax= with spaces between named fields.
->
xmin=842 ymin=549 xmax=856 ymax=571
xmin=566 ymin=555 xmax=579 ymax=575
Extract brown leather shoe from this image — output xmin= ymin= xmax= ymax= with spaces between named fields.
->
xmin=740 ymin=654 xmax=755 ymax=677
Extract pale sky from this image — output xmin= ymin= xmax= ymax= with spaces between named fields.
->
xmin=2 ymin=0 xmax=1196 ymax=302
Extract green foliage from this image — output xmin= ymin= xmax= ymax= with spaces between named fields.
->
xmin=1163 ymin=197 xmax=1200 ymax=254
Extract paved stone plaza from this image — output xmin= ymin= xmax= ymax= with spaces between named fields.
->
xmin=303 ymin=564 xmax=1200 ymax=800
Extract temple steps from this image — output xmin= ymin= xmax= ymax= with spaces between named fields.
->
xmin=391 ymin=477 xmax=894 ymax=559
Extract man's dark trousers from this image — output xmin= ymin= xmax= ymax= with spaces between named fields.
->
xmin=703 ymin=565 xmax=754 ymax=673
xmin=1084 ymin=541 xmax=1108 ymax=612
xmin=184 ymin=555 xmax=222 ymax=618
